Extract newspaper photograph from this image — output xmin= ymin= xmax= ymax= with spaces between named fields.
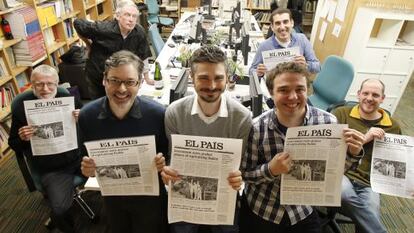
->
xmin=281 ymin=124 xmax=348 ymax=206
xmin=23 ymin=97 xmax=77 ymax=156
xmin=84 ymin=136 xmax=159 ymax=196
xmin=262 ymin=46 xmax=300 ymax=70
xmin=168 ymin=134 xmax=242 ymax=225
xmin=371 ymin=133 xmax=414 ymax=199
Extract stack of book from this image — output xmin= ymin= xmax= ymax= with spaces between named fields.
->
xmin=6 ymin=6 xmax=47 ymax=66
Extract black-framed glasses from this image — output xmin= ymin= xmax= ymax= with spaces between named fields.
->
xmin=32 ymin=82 xmax=58 ymax=89
xmin=105 ymin=78 xmax=140 ymax=87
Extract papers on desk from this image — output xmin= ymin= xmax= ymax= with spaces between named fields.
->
xmin=262 ymin=47 xmax=300 ymax=70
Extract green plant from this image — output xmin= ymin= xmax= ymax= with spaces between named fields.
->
xmin=177 ymin=45 xmax=192 ymax=67
xmin=227 ymin=58 xmax=244 ymax=82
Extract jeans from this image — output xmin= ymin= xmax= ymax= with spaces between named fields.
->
xmin=340 ymin=175 xmax=387 ymax=233
xmin=41 ymin=166 xmax=79 ymax=233
xmin=171 ymin=222 xmax=238 ymax=233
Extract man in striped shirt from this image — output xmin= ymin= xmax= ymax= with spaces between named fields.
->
xmin=240 ymin=62 xmax=365 ymax=233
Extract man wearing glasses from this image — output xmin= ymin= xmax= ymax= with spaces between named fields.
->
xmin=79 ymin=50 xmax=169 ymax=233
xmin=8 ymin=64 xmax=83 ymax=233
xmin=74 ymin=0 xmax=154 ymax=100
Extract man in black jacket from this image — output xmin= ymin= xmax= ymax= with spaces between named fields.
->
xmin=8 ymin=65 xmax=83 ymax=233
xmin=74 ymin=0 xmax=153 ymax=99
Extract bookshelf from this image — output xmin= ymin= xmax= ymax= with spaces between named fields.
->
xmin=0 ymin=0 xmax=114 ymax=164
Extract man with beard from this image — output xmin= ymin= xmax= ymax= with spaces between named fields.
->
xmin=9 ymin=65 xmax=83 ymax=233
xmin=74 ymin=0 xmax=153 ymax=99
xmin=332 ymin=79 xmax=401 ymax=233
xmin=79 ymin=50 xmax=168 ymax=233
xmin=249 ymin=8 xmax=320 ymax=76
xmin=161 ymin=46 xmax=252 ymax=233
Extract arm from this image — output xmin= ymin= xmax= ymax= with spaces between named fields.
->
xmin=301 ymin=34 xmax=320 ymax=73
xmin=73 ymin=19 xmax=99 ymax=41
xmin=240 ymin=128 xmax=291 ymax=185
xmin=161 ymin=106 xmax=180 ymax=184
xmin=249 ymin=46 xmax=265 ymax=76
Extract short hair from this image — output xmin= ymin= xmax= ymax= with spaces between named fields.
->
xmin=265 ymin=62 xmax=310 ymax=93
xmin=359 ymin=78 xmax=385 ymax=95
xmin=31 ymin=64 xmax=59 ymax=82
xmin=270 ymin=8 xmax=293 ymax=24
xmin=104 ymin=50 xmax=144 ymax=80
xmin=189 ymin=46 xmax=228 ymax=76
xmin=115 ymin=0 xmax=138 ymax=16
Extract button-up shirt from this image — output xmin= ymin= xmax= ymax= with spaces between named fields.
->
xmin=241 ymin=105 xmax=336 ymax=225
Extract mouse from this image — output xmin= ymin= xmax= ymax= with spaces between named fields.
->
xmin=168 ymin=43 xmax=175 ymax=48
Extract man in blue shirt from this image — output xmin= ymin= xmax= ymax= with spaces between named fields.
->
xmin=249 ymin=8 xmax=320 ymax=76
xmin=240 ymin=62 xmax=364 ymax=233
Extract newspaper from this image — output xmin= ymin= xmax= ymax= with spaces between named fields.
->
xmin=23 ymin=97 xmax=77 ymax=156
xmin=371 ymin=133 xmax=414 ymax=199
xmin=262 ymin=47 xmax=300 ymax=70
xmin=84 ymin=136 xmax=159 ymax=196
xmin=168 ymin=134 xmax=242 ymax=225
xmin=280 ymin=124 xmax=347 ymax=206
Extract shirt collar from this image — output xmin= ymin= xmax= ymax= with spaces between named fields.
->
xmin=349 ymin=104 xmax=392 ymax=126
xmin=268 ymin=105 xmax=310 ymax=130
xmin=97 ymin=96 xmax=142 ymax=120
xmin=191 ymin=94 xmax=228 ymax=123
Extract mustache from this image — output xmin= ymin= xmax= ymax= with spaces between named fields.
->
xmin=199 ymin=88 xmax=223 ymax=93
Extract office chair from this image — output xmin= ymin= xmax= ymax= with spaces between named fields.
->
xmin=148 ymin=23 xmax=165 ymax=57
xmin=146 ymin=0 xmax=174 ymax=32
xmin=12 ymin=88 xmax=97 ymax=228
xmin=317 ymin=207 xmax=354 ymax=233
xmin=308 ymin=55 xmax=354 ymax=111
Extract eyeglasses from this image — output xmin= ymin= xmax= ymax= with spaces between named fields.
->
xmin=32 ymin=82 xmax=57 ymax=89
xmin=105 ymin=78 xmax=140 ymax=87
xmin=122 ymin=12 xmax=139 ymax=19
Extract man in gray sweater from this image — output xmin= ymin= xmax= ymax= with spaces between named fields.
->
xmin=161 ymin=46 xmax=252 ymax=233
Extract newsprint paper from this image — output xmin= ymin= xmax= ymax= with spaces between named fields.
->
xmin=24 ymin=97 xmax=77 ymax=156
xmin=281 ymin=124 xmax=347 ymax=206
xmin=371 ymin=133 xmax=414 ymax=199
xmin=262 ymin=46 xmax=300 ymax=70
xmin=84 ymin=136 xmax=159 ymax=196
xmin=168 ymin=134 xmax=242 ymax=225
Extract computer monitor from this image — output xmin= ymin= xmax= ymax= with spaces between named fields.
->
xmin=169 ymin=69 xmax=189 ymax=104
xmin=241 ymin=33 xmax=250 ymax=65
xmin=250 ymin=72 xmax=263 ymax=117
xmin=189 ymin=15 xmax=202 ymax=42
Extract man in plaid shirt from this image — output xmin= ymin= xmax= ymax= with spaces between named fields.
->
xmin=240 ymin=62 xmax=365 ymax=233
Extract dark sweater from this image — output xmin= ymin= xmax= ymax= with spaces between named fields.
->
xmin=8 ymin=89 xmax=83 ymax=174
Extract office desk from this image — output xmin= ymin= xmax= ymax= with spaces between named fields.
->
xmin=139 ymin=11 xmax=270 ymax=106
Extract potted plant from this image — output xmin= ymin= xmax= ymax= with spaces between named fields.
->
xmin=227 ymin=57 xmax=244 ymax=90
xmin=177 ymin=45 xmax=193 ymax=68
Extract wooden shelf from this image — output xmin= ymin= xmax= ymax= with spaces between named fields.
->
xmin=0 ymin=106 xmax=11 ymax=121
xmin=11 ymin=66 xmax=29 ymax=76
xmin=98 ymin=13 xmax=111 ymax=21
xmin=46 ymin=41 xmax=66 ymax=54
xmin=62 ymin=11 xmax=80 ymax=21
xmin=0 ymin=76 xmax=13 ymax=86
xmin=2 ymin=38 xmax=23 ymax=49
xmin=0 ymin=3 xmax=27 ymax=15
xmin=67 ymin=36 xmax=80 ymax=45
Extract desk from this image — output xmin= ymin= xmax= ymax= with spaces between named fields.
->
xmin=139 ymin=11 xmax=271 ymax=106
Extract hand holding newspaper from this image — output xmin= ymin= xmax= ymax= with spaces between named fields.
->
xmin=262 ymin=47 xmax=300 ymax=70
xmin=84 ymin=136 xmax=159 ymax=196
xmin=24 ymin=97 xmax=77 ymax=155
xmin=280 ymin=124 xmax=347 ymax=206
xmin=371 ymin=133 xmax=414 ymax=199
xmin=168 ymin=134 xmax=242 ymax=225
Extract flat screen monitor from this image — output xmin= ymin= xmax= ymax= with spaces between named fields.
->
xmin=250 ymin=72 xmax=263 ymax=118
xmin=170 ymin=69 xmax=189 ymax=104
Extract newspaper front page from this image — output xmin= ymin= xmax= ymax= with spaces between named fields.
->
xmin=371 ymin=133 xmax=414 ymax=199
xmin=281 ymin=124 xmax=347 ymax=206
xmin=168 ymin=134 xmax=242 ymax=225
xmin=24 ymin=97 xmax=77 ymax=156
xmin=262 ymin=47 xmax=300 ymax=70
xmin=84 ymin=136 xmax=159 ymax=196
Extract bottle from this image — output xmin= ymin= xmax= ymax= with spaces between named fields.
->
xmin=154 ymin=61 xmax=164 ymax=90
xmin=1 ymin=16 xmax=13 ymax=40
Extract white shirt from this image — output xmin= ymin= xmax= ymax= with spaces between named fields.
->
xmin=191 ymin=94 xmax=228 ymax=124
